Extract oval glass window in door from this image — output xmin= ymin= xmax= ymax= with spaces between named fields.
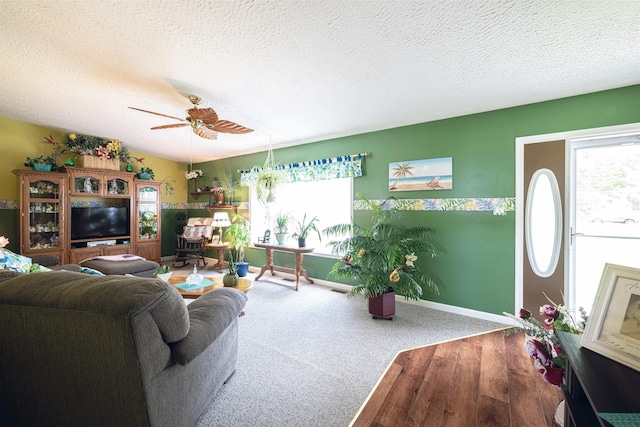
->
xmin=525 ymin=168 xmax=562 ymax=278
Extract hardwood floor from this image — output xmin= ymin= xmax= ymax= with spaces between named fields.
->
xmin=350 ymin=328 xmax=563 ymax=427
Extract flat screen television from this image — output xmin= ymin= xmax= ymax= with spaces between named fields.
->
xmin=71 ymin=207 xmax=130 ymax=240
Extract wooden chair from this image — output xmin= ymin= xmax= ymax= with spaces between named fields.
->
xmin=173 ymin=218 xmax=214 ymax=268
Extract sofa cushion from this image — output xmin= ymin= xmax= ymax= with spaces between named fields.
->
xmin=182 ymin=225 xmax=213 ymax=240
xmin=171 ymin=288 xmax=247 ymax=364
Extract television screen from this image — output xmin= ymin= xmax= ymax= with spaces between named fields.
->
xmin=71 ymin=207 xmax=130 ymax=240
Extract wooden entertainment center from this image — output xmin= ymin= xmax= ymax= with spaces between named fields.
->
xmin=13 ymin=167 xmax=162 ymax=264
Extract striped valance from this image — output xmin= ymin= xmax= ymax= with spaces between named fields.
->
xmin=239 ymin=152 xmax=367 ymax=185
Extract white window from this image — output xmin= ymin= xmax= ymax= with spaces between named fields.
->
xmin=249 ymin=178 xmax=353 ymax=255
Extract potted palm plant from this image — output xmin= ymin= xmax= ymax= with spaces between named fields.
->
xmin=323 ymin=193 xmax=441 ymax=319
xmin=274 ymin=211 xmax=292 ymax=245
xmin=292 ymin=213 xmax=321 ymax=248
xmin=225 ymin=214 xmax=251 ymax=277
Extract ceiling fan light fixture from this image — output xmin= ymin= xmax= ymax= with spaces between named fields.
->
xmin=129 ymin=93 xmax=253 ymax=140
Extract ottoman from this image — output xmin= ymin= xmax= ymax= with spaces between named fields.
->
xmin=80 ymin=258 xmax=160 ymax=278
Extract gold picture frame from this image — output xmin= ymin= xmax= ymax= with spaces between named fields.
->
xmin=581 ymin=263 xmax=640 ymax=372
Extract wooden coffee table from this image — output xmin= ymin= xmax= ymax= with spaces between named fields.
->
xmin=168 ymin=275 xmax=252 ymax=299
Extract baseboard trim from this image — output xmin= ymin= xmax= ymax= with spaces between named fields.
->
xmin=304 ymin=275 xmax=511 ymax=325
xmin=184 ymin=262 xmax=511 ymax=325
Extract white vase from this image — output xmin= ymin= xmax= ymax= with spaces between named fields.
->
xmin=157 ymin=272 xmax=172 ymax=282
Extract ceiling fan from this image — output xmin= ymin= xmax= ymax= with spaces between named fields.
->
xmin=128 ymin=95 xmax=253 ymax=140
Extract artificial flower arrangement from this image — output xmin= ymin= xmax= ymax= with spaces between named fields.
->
xmin=61 ymin=133 xmax=129 ymax=161
xmin=504 ymin=297 xmax=587 ymax=386
xmin=43 ymin=134 xmax=130 ymax=163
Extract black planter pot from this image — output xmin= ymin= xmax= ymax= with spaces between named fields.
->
xmin=297 ymin=237 xmax=306 ymax=247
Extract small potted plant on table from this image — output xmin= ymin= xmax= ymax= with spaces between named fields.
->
xmin=155 ymin=265 xmax=172 ymax=282
xmin=274 ymin=211 xmax=292 ymax=245
xmin=223 ymin=252 xmax=239 ymax=287
xmin=292 ymin=213 xmax=321 ymax=248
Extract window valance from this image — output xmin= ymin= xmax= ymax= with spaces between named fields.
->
xmin=239 ymin=152 xmax=367 ymax=185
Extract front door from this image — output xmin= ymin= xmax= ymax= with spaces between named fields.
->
xmin=521 ymin=140 xmax=566 ymax=316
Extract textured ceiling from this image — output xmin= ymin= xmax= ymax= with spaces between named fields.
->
xmin=1 ymin=1 xmax=639 ymax=163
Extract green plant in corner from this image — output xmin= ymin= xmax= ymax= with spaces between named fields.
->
xmin=323 ymin=193 xmax=441 ymax=301
xmin=224 ymin=214 xmax=251 ymax=263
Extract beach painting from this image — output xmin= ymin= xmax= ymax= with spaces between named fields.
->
xmin=389 ymin=157 xmax=452 ymax=192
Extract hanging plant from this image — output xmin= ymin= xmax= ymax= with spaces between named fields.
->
xmin=256 ymin=168 xmax=284 ymax=204
xmin=254 ymin=144 xmax=285 ymax=205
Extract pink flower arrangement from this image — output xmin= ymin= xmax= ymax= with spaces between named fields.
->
xmin=504 ymin=297 xmax=587 ymax=387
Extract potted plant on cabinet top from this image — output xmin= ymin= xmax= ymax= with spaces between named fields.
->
xmin=323 ymin=193 xmax=441 ymax=319
xmin=136 ymin=167 xmax=155 ymax=180
xmin=24 ymin=155 xmax=57 ymax=172
xmin=274 ymin=211 xmax=292 ymax=245
xmin=225 ymin=214 xmax=251 ymax=277
xmin=292 ymin=213 xmax=321 ymax=248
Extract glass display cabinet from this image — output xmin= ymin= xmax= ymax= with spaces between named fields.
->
xmin=13 ymin=170 xmax=67 ymax=262
xmin=134 ymin=180 xmax=161 ymax=262
xmin=67 ymin=168 xmax=132 ymax=198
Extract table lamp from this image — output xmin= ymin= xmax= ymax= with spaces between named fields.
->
xmin=212 ymin=212 xmax=231 ymax=242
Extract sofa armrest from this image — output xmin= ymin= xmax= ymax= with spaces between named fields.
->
xmin=170 ymin=288 xmax=247 ymax=365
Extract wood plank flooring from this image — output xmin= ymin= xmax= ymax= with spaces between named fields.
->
xmin=350 ymin=328 xmax=563 ymax=427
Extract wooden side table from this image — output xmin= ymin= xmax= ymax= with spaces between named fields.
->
xmin=204 ymin=243 xmax=232 ymax=272
xmin=254 ymin=243 xmax=314 ymax=291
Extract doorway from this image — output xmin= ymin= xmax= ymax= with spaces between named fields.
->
xmin=570 ymin=134 xmax=640 ymax=314
xmin=516 ymin=123 xmax=640 ymax=316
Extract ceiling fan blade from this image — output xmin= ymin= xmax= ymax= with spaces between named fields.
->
xmin=128 ymin=107 xmax=186 ymax=122
xmin=211 ymin=120 xmax=254 ymax=134
xmin=188 ymin=107 xmax=218 ymax=124
xmin=193 ymin=126 xmax=218 ymax=140
xmin=150 ymin=123 xmax=190 ymax=130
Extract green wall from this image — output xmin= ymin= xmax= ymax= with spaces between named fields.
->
xmin=196 ymin=85 xmax=640 ymax=315
xmin=2 ymin=85 xmax=638 ymax=315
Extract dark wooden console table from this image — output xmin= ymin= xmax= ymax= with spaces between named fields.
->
xmin=557 ymin=331 xmax=640 ymax=427
xmin=254 ymin=243 xmax=314 ymax=291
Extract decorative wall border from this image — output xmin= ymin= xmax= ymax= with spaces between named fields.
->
xmin=355 ymin=197 xmax=515 ymax=216
xmin=165 ymin=202 xmax=249 ymax=210
xmin=3 ymin=199 xmax=513 ymax=215
xmin=0 ymin=200 xmax=18 ymax=209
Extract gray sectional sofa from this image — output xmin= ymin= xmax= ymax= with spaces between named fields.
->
xmin=0 ymin=271 xmax=247 ymax=426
